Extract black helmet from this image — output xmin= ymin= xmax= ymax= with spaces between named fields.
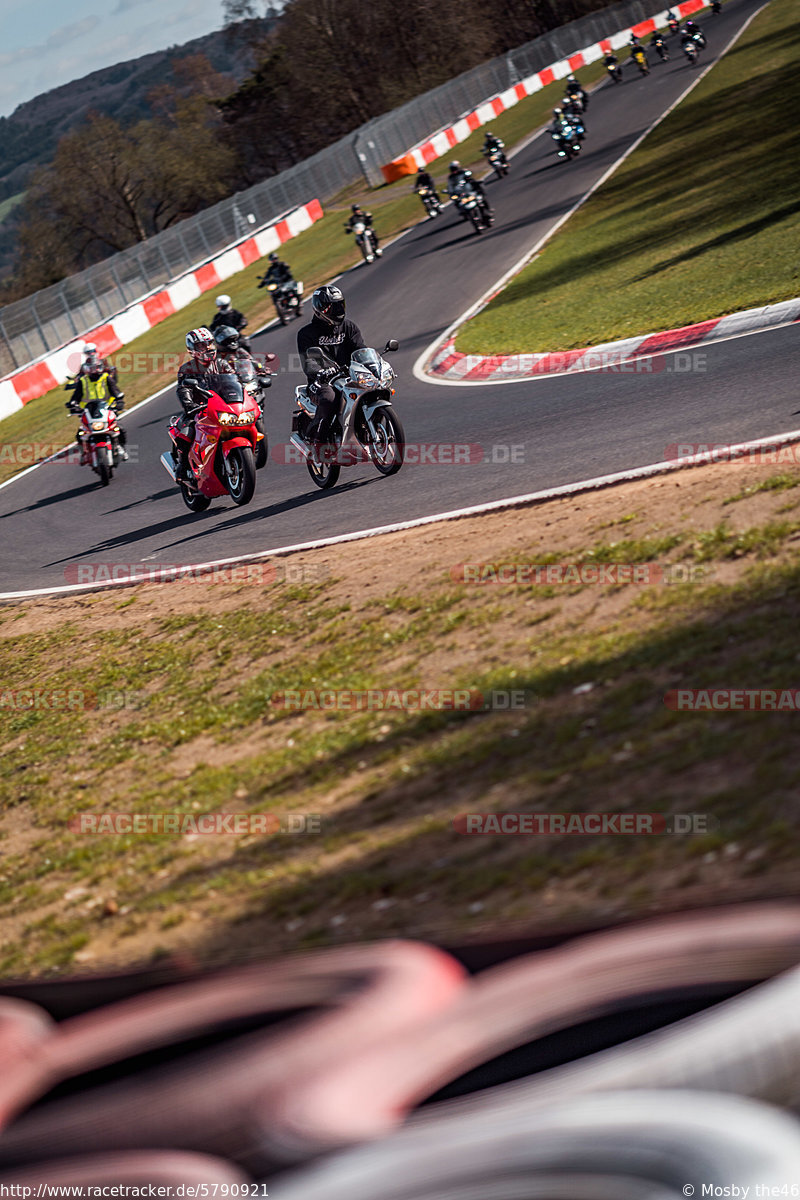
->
xmin=449 ymin=160 xmax=461 ymax=171
xmin=86 ymin=357 xmax=104 ymax=382
xmin=213 ymin=325 xmax=240 ymax=353
xmin=351 ymin=204 xmax=362 ymax=213
xmin=312 ymin=285 xmax=346 ymax=327
xmin=417 ymin=165 xmax=425 ymax=173
xmin=268 ymin=252 xmax=278 ymax=262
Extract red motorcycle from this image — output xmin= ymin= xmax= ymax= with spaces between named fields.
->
xmin=161 ymin=372 xmax=262 ymax=512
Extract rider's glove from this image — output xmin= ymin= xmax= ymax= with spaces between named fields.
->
xmin=315 ymin=365 xmax=340 ymax=384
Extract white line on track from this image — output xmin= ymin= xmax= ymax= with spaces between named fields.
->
xmin=4 ymin=425 xmax=800 ymax=602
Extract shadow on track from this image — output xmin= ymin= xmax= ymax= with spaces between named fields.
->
xmin=48 ymin=474 xmax=384 ymax=564
xmin=0 ymin=481 xmax=99 ymax=519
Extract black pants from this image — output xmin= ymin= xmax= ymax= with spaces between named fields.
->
xmin=307 ymin=384 xmax=338 ymax=441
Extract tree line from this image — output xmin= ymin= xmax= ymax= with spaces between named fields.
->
xmin=3 ymin=0 xmax=615 ymax=301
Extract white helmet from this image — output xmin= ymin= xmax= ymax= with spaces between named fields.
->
xmin=83 ymin=342 xmax=97 ymax=354
xmin=216 ymin=294 xmax=231 ymax=310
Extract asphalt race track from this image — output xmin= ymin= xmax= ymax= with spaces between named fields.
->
xmin=2 ymin=0 xmax=795 ymax=594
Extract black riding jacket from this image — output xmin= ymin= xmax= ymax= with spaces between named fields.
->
xmin=297 ymin=316 xmax=366 ymax=382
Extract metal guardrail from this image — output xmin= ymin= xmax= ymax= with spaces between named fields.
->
xmin=0 ymin=0 xmax=666 ymax=377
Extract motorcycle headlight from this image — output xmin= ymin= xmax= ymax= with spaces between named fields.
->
xmin=91 ymin=421 xmax=105 ymax=431
xmin=352 ymin=372 xmax=375 ymax=388
xmin=221 ymin=411 xmax=256 ymax=425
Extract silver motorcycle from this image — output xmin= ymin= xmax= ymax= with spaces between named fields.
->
xmin=290 ymin=341 xmax=405 ymax=489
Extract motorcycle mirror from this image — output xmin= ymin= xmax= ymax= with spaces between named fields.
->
xmin=384 ymin=339 xmax=399 ymax=353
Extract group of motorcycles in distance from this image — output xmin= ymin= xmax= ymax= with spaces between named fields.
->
xmin=605 ymin=9 xmax=713 ymax=84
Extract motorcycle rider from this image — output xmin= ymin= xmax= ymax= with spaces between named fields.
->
xmin=629 ymin=36 xmax=648 ymax=67
xmin=257 ymin=252 xmax=298 ymax=320
xmin=209 ymin=295 xmax=251 ymax=352
xmin=604 ymin=50 xmax=621 ymax=76
xmin=550 ymin=107 xmax=582 ymax=152
xmin=651 ymin=29 xmax=668 ymax=57
xmin=447 ymin=161 xmax=493 ymax=224
xmin=345 ymin=205 xmax=382 ymax=257
xmin=297 ymin=285 xmax=365 ymax=459
xmin=258 ymin=252 xmax=293 ymax=289
xmin=173 ymin=327 xmax=230 ymax=483
xmin=214 ymin=324 xmax=275 ymax=386
xmin=65 ymin=356 xmax=126 ymax=466
xmin=564 ymin=75 xmax=588 ymax=109
xmin=684 ymin=18 xmax=705 ymax=42
xmin=65 ymin=341 xmax=118 ymax=398
xmin=413 ymin=166 xmax=441 ymax=214
xmin=481 ymin=130 xmax=508 ymax=167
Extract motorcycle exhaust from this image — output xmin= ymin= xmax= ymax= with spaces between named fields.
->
xmin=160 ymin=452 xmax=177 ymax=481
xmin=289 ymin=433 xmax=311 ymax=461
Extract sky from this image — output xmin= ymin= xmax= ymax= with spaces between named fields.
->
xmin=0 ymin=0 xmax=229 ymax=118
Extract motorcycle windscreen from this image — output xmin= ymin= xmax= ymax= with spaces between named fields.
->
xmin=350 ymin=347 xmax=388 ymax=384
xmin=207 ymin=374 xmax=245 ymax=404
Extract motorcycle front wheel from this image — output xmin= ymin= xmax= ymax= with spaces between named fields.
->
xmin=225 ymin=446 xmax=257 ymax=506
xmin=370 ymin=410 xmax=405 ymax=477
xmin=180 ymin=482 xmax=211 ymax=512
xmin=94 ymin=446 xmax=113 ymax=487
xmin=307 ymin=451 xmax=341 ymax=490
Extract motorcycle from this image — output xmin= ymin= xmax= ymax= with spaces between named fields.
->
xmin=66 ymin=394 xmax=127 ymax=487
xmin=683 ymin=37 xmax=698 ymax=62
xmin=692 ymin=29 xmax=707 ymax=48
xmin=564 ymin=90 xmax=586 ymax=113
xmin=451 ymin=180 xmax=492 ymax=232
xmin=346 ymin=220 xmax=381 ymax=263
xmin=711 ymin=1 xmax=721 ymax=12
xmin=667 ymin=15 xmax=680 ymax=34
xmin=161 ymin=371 xmax=263 ymax=512
xmin=605 ymin=59 xmax=623 ymax=82
xmin=417 ymin=186 xmax=443 ymax=218
xmin=632 ymin=47 xmax=650 ymax=75
xmin=231 ymin=352 xmax=275 ymax=470
xmin=290 ymin=341 xmax=405 ymax=490
xmin=553 ymin=121 xmax=582 ymax=160
xmin=266 ymin=279 xmax=304 ymax=325
xmin=485 ymin=144 xmax=509 ymax=179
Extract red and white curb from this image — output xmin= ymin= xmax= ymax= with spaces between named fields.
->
xmin=424 ymin=297 xmax=800 ymax=383
xmin=3 ymin=427 xmax=800 ymax=602
xmin=380 ymin=0 xmax=705 ymax=181
xmin=0 ymin=199 xmax=323 ymax=422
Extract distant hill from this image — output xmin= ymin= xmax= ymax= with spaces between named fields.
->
xmin=0 ymin=19 xmax=273 ymax=204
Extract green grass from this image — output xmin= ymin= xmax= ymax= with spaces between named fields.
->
xmin=459 ymin=0 xmax=800 ymax=354
xmin=4 ymin=493 xmax=800 ymax=972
